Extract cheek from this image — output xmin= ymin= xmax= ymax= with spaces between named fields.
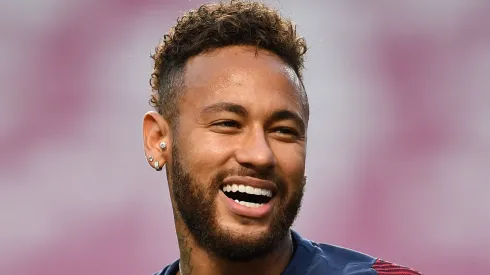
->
xmin=271 ymin=143 xmax=306 ymax=181
xmin=181 ymin=130 xmax=237 ymax=175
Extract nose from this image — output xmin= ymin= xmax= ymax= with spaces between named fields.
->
xmin=235 ymin=128 xmax=276 ymax=170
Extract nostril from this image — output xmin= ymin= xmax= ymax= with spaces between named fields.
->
xmin=235 ymin=148 xmax=276 ymax=169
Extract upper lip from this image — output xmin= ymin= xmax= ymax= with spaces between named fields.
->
xmin=222 ymin=176 xmax=278 ymax=194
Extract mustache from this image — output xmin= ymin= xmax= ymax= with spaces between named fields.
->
xmin=214 ymin=166 xmax=287 ymax=193
xmin=219 ymin=166 xmax=276 ymax=180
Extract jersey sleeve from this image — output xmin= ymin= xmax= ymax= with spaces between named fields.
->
xmin=371 ymin=259 xmax=422 ymax=275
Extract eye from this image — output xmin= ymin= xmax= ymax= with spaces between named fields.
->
xmin=212 ymin=120 xmax=241 ymax=128
xmin=271 ymin=127 xmax=300 ymax=137
xmin=209 ymin=120 xmax=242 ymax=134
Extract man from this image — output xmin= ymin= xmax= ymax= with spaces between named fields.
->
xmin=143 ymin=1 xmax=422 ymax=274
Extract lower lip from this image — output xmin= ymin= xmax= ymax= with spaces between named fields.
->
xmin=219 ymin=191 xmax=274 ymax=218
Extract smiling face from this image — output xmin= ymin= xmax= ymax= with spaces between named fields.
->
xmin=167 ymin=45 xmax=308 ymax=261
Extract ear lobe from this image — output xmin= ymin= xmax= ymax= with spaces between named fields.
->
xmin=142 ymin=111 xmax=171 ymax=170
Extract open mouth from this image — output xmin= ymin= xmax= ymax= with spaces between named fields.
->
xmin=221 ymin=184 xmax=274 ymax=208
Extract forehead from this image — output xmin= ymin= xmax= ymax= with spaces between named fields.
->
xmin=179 ymin=46 xmax=305 ymax=116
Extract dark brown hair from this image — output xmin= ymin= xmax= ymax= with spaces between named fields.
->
xmin=149 ymin=0 xmax=308 ymax=125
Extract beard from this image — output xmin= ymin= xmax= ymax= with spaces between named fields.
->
xmin=169 ymin=142 xmax=305 ymax=262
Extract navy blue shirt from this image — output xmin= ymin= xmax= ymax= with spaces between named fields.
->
xmin=153 ymin=231 xmax=421 ymax=275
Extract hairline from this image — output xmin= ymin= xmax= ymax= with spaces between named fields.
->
xmin=161 ymin=46 xmax=309 ymax=129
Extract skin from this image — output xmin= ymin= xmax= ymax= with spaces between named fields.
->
xmin=143 ymin=45 xmax=308 ymax=275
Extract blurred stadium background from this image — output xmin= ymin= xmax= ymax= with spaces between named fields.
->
xmin=1 ymin=0 xmax=489 ymax=274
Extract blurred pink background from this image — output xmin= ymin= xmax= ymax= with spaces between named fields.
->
xmin=1 ymin=1 xmax=489 ymax=274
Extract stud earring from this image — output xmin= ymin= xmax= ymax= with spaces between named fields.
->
xmin=148 ymin=156 xmax=154 ymax=162
xmin=160 ymin=142 xmax=167 ymax=150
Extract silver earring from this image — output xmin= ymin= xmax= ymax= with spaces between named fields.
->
xmin=160 ymin=142 xmax=167 ymax=150
xmin=154 ymin=161 xmax=162 ymax=171
xmin=148 ymin=156 xmax=154 ymax=162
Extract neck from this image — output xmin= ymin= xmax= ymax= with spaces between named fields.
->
xmin=174 ymin=219 xmax=294 ymax=275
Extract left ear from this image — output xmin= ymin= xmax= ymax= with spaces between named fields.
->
xmin=142 ymin=111 xmax=171 ymax=171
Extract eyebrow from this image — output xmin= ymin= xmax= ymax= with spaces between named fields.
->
xmin=201 ymin=102 xmax=248 ymax=117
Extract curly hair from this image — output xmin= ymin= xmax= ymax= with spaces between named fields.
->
xmin=149 ymin=0 xmax=308 ymax=125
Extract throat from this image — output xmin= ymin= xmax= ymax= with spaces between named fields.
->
xmin=185 ymin=237 xmax=294 ymax=275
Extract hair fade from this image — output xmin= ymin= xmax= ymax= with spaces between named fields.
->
xmin=149 ymin=0 xmax=308 ymax=124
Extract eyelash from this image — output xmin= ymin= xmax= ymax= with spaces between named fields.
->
xmin=212 ymin=120 xmax=241 ymax=128
xmin=272 ymin=127 xmax=300 ymax=137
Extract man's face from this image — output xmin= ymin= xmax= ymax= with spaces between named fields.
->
xmin=169 ymin=46 xmax=307 ymax=261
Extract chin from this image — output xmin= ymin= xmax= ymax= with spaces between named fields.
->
xmin=218 ymin=219 xmax=271 ymax=240
xmin=210 ymin=223 xmax=281 ymax=261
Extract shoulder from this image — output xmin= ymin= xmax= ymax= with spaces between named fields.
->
xmin=151 ymin=259 xmax=179 ymax=275
xmin=310 ymin=243 xmax=422 ymax=274
xmin=151 ymin=268 xmax=166 ymax=275
xmin=305 ymin=241 xmax=376 ymax=274
xmin=311 ymin=243 xmax=422 ymax=274
xmin=371 ymin=258 xmax=423 ymax=275
xmin=289 ymin=231 xmax=376 ymax=274
xmin=291 ymin=231 xmax=422 ymax=275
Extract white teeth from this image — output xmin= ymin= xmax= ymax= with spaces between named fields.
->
xmin=234 ymin=200 xmax=263 ymax=208
xmin=260 ymin=189 xmax=272 ymax=197
xmin=238 ymin=185 xmax=245 ymax=192
xmin=245 ymin=186 xmax=254 ymax=194
xmin=222 ymin=184 xmax=273 ymax=197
